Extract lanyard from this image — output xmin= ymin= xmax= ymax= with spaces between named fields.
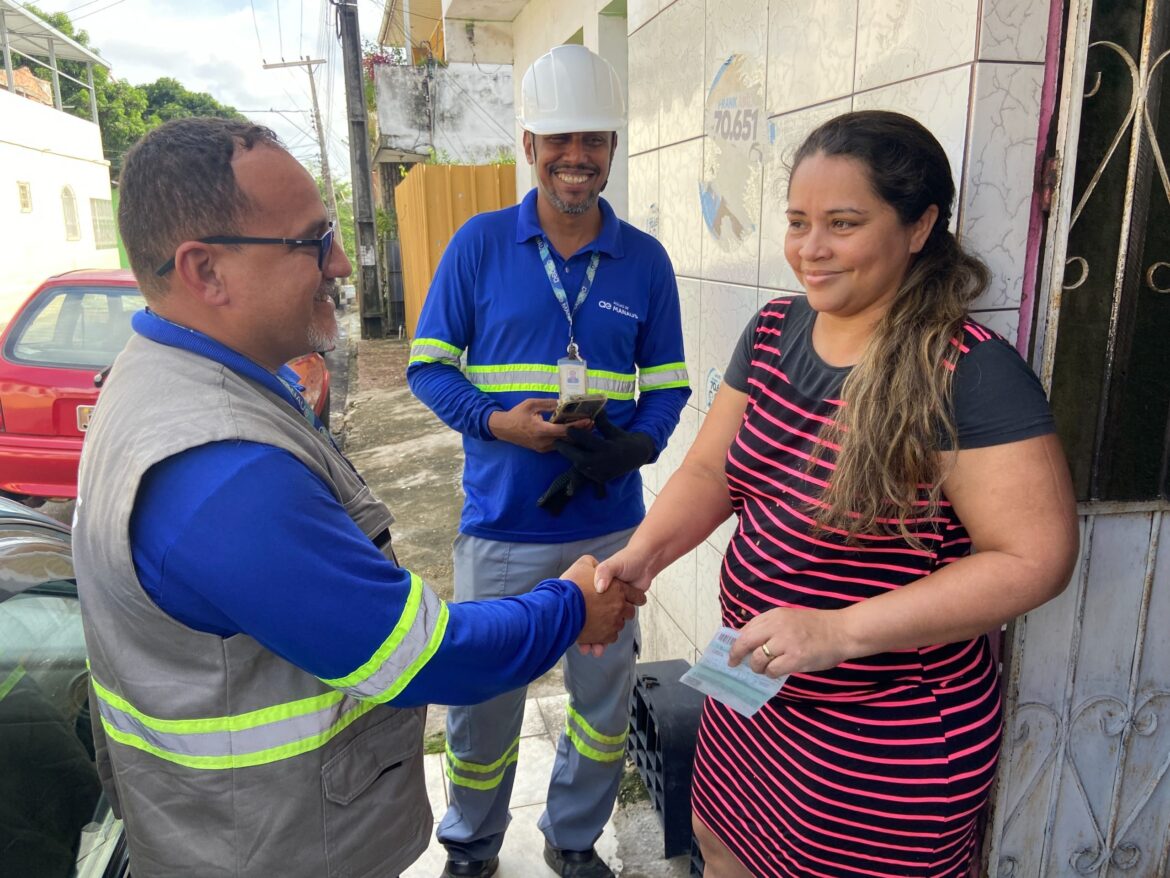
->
xmin=536 ymin=237 xmax=600 ymax=354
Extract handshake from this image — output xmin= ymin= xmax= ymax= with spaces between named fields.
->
xmin=559 ymin=554 xmax=645 ymax=650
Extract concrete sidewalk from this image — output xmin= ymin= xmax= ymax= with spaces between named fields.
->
xmin=334 ymin=311 xmax=691 ymax=878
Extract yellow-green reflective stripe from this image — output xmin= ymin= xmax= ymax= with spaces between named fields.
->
xmin=445 ymin=751 xmax=519 ymax=790
xmin=412 ymin=338 xmax=461 ymax=356
xmin=472 ymin=382 xmax=560 ymax=393
xmin=91 ymin=674 xmax=343 ymax=735
xmin=566 ymin=704 xmax=628 ymax=746
xmin=640 ymin=362 xmax=687 ymax=375
xmin=466 ymin=363 xmax=557 ymax=375
xmin=566 ymin=726 xmax=625 ymax=763
xmin=322 ymin=572 xmax=424 ymax=690
xmin=99 ymin=700 xmax=378 ymax=770
xmin=366 ymin=602 xmax=449 ymax=704
xmin=0 ymin=666 xmax=26 ymax=701
xmin=445 ymin=736 xmax=520 ymax=774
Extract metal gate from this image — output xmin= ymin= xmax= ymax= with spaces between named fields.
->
xmin=987 ymin=0 xmax=1170 ymax=875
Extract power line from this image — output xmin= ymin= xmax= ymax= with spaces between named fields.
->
xmin=276 ymin=0 xmax=285 ymax=59
xmin=71 ymin=0 xmax=131 ymax=22
xmin=249 ymin=0 xmax=266 ymax=61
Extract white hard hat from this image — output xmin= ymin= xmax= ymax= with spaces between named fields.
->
xmin=518 ymin=44 xmax=626 ymax=135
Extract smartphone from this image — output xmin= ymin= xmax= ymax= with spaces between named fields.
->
xmin=551 ymin=394 xmax=607 ymax=424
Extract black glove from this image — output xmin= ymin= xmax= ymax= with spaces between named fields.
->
xmin=537 ymin=467 xmax=607 ymax=516
xmin=554 ymin=410 xmax=656 ymax=487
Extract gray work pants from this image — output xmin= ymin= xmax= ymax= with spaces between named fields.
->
xmin=436 ymin=528 xmax=639 ymax=861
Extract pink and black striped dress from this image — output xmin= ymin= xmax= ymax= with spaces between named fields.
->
xmin=691 ymin=296 xmax=1054 ymax=878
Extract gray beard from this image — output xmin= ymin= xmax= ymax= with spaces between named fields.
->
xmin=542 ymin=184 xmax=598 ymax=215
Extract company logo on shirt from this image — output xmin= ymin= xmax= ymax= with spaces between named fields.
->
xmin=598 ymin=299 xmax=639 ymax=320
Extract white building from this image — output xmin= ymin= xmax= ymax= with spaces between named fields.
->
xmin=0 ymin=0 xmax=118 ymax=323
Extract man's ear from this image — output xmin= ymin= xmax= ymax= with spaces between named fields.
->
xmin=609 ymin=131 xmax=618 ymax=161
xmin=173 ymin=242 xmax=230 ymax=306
xmin=523 ymin=131 xmax=535 ymax=165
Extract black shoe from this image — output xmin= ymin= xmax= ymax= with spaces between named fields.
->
xmin=542 ymin=841 xmax=615 ymax=878
xmin=440 ymin=856 xmax=499 ymax=878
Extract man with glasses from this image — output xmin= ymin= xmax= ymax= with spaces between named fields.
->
xmin=72 ymin=116 xmax=643 ymax=877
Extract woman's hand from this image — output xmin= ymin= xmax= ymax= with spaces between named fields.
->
xmin=594 ymin=544 xmax=657 ymax=595
xmin=727 ymin=607 xmax=854 ymax=678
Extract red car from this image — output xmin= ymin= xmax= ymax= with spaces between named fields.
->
xmin=0 ymin=269 xmax=330 ymax=505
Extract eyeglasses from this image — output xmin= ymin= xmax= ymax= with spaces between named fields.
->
xmin=155 ymin=222 xmax=335 ymax=276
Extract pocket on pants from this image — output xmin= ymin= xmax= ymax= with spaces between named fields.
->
xmin=322 ymin=708 xmax=429 ymax=877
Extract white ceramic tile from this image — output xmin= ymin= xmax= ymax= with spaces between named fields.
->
xmin=678 ymin=277 xmax=701 ymax=399
xmin=853 ymin=66 xmax=973 ymax=223
xmin=700 ymin=0 xmax=769 ymax=286
xmin=628 ymin=0 xmax=660 ymax=34
xmin=758 ymin=98 xmax=853 ymax=290
xmin=980 ymin=0 xmax=1049 ymax=62
xmin=697 ymin=281 xmax=759 ymax=413
xmin=657 ymin=0 xmax=706 ymax=145
xmin=654 ymin=547 xmax=698 ymax=648
xmin=659 ymin=138 xmax=704 ymax=278
xmin=855 ymin=0 xmax=979 ymax=91
xmin=424 ymin=753 xmax=447 ymax=821
xmin=695 ymin=541 xmax=727 ymax=649
xmin=642 ymin=591 xmax=695 ymax=660
xmin=971 ymin=307 xmax=1020 ymax=343
xmin=400 ymin=823 xmax=445 ymax=877
xmin=767 ymin=0 xmax=857 ymax=115
xmin=627 ymin=19 xmax=661 ymax=155
xmin=649 ymin=396 xmax=698 ymax=493
xmin=500 ymin=804 xmax=621 ymax=877
xmin=627 ymin=149 xmax=660 ymax=240
xmin=510 ymin=735 xmax=558 ymax=808
xmin=642 ymin=455 xmax=661 ymax=495
xmin=962 ymin=62 xmax=1044 ymax=313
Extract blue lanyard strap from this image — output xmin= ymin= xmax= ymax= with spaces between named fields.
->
xmin=536 ymin=237 xmax=600 ymax=347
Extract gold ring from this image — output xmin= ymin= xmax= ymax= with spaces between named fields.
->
xmin=760 ymin=643 xmax=773 ymax=658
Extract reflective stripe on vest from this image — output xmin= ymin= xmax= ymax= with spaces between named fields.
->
xmin=321 ymin=571 xmax=449 ymax=703
xmin=91 ymin=571 xmax=447 ymax=770
xmin=466 ymin=364 xmax=638 ymax=400
xmin=565 ymin=703 xmax=627 ymax=763
xmin=445 ymin=736 xmax=520 ymax=790
xmin=92 ymin=675 xmax=379 ymax=770
xmin=638 ymin=362 xmax=689 ymax=392
xmin=409 ymin=338 xmax=462 ymax=368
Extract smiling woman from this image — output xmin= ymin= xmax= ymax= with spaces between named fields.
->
xmin=594 ymin=110 xmax=1078 ymax=878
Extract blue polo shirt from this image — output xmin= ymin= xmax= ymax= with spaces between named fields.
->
xmin=127 ymin=310 xmax=586 ymax=707
xmin=408 ymin=190 xmax=690 ymax=543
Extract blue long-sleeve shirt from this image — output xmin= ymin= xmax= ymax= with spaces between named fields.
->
xmin=408 ymin=190 xmax=691 ymax=543
xmin=128 ymin=310 xmax=584 ymax=707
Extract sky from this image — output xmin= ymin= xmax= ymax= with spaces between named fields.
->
xmin=59 ymin=0 xmax=393 ymax=183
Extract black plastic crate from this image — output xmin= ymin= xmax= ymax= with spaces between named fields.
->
xmin=689 ymin=833 xmax=706 ymax=877
xmin=627 ymin=659 xmax=706 ymax=859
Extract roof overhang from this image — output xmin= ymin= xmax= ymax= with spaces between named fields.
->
xmin=0 ymin=0 xmax=108 ymax=67
xmin=441 ymin=0 xmax=527 ymax=21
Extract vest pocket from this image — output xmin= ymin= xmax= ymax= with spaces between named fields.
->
xmin=322 ymin=708 xmax=429 ymax=877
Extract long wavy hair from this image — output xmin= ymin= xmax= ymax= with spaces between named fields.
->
xmin=794 ymin=111 xmax=991 ymax=547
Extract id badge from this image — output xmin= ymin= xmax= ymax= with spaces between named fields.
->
xmin=558 ymin=352 xmax=588 ymax=400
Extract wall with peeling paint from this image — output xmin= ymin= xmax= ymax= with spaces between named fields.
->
xmin=373 ymin=61 xmax=515 ymax=164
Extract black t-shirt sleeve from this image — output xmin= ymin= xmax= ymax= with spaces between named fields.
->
xmin=953 ymin=336 xmax=1055 ymax=448
xmin=724 ymin=312 xmax=759 ymax=392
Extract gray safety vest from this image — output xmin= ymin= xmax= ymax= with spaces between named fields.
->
xmin=74 ymin=333 xmax=435 ymax=877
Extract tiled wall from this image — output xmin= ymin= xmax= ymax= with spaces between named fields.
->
xmin=626 ymin=0 xmax=1052 ymax=664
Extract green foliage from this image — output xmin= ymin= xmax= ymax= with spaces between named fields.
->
xmin=375 ymin=206 xmax=398 ymax=241
xmin=23 ymin=3 xmax=242 ymax=181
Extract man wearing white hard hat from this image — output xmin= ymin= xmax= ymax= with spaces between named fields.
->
xmin=408 ymin=43 xmax=690 ymax=878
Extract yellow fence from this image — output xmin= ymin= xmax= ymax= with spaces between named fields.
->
xmin=395 ymin=164 xmax=517 ymax=340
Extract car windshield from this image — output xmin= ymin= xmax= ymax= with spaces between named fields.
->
xmin=7 ymin=285 xmax=146 ymax=368
xmin=0 ymin=519 xmax=122 ymax=877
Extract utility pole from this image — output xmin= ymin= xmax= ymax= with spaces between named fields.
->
xmin=261 ymin=57 xmax=339 ymax=224
xmin=336 ymin=0 xmax=385 ymax=339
